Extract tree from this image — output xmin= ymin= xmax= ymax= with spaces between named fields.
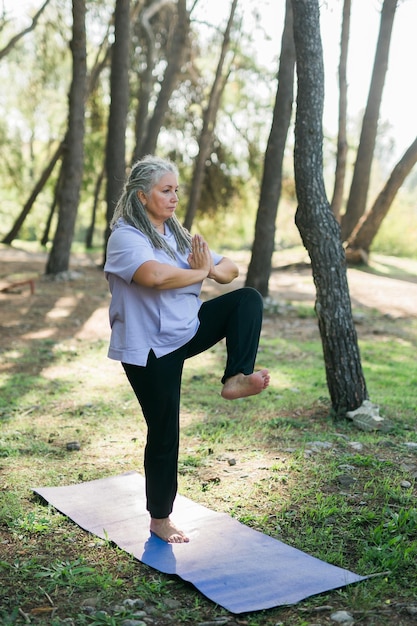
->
xmin=132 ymin=0 xmax=190 ymax=161
xmin=2 ymin=141 xmax=64 ymax=245
xmin=330 ymin=0 xmax=351 ymax=222
xmin=291 ymin=0 xmax=368 ymax=414
xmin=103 ymin=0 xmax=131 ymax=254
xmin=245 ymin=0 xmax=295 ymax=296
xmin=182 ymin=0 xmax=239 ymax=232
xmin=340 ymin=0 xmax=398 ymax=242
xmin=46 ymin=0 xmax=87 ymax=275
xmin=0 ymin=0 xmax=51 ymax=60
xmin=345 ymin=135 xmax=417 ymax=263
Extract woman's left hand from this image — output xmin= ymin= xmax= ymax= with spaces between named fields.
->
xmin=188 ymin=234 xmax=212 ymax=273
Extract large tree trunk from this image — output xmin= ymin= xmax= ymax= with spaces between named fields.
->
xmin=103 ymin=0 xmax=131 ymax=254
xmin=330 ymin=0 xmax=351 ymax=222
xmin=245 ymin=0 xmax=295 ymax=296
xmin=340 ymin=0 xmax=397 ymax=241
xmin=46 ymin=0 xmax=86 ymax=275
xmin=291 ymin=0 xmax=368 ymax=414
xmin=182 ymin=0 xmax=238 ymax=232
xmin=346 ymin=135 xmax=417 ymax=263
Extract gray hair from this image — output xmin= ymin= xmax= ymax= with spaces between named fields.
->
xmin=110 ymin=155 xmax=192 ymax=259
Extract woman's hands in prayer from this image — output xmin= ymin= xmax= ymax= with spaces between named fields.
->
xmin=188 ymin=234 xmax=212 ymax=274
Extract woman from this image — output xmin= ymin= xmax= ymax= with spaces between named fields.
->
xmin=104 ymin=155 xmax=269 ymax=543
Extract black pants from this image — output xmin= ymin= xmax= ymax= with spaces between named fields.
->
xmin=122 ymin=287 xmax=263 ymax=518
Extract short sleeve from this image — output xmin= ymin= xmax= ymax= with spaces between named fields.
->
xmin=104 ymin=225 xmax=156 ymax=284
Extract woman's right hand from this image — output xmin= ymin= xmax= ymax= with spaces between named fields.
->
xmin=188 ymin=234 xmax=212 ymax=273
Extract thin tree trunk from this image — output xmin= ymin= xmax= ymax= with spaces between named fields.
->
xmin=183 ymin=0 xmax=238 ymax=232
xmin=103 ymin=0 xmax=131 ymax=257
xmin=140 ymin=0 xmax=190 ymax=157
xmin=340 ymin=0 xmax=397 ymax=241
xmin=86 ymin=168 xmax=105 ymax=249
xmin=46 ymin=0 xmax=87 ymax=275
xmin=346 ymin=135 xmax=417 ymax=263
xmin=41 ymin=167 xmax=63 ymax=246
xmin=330 ymin=0 xmax=350 ymax=221
xmin=0 ymin=0 xmax=51 ymax=60
xmin=245 ymin=0 xmax=295 ymax=296
xmin=2 ymin=141 xmax=64 ymax=244
xmin=291 ymin=0 xmax=368 ymax=414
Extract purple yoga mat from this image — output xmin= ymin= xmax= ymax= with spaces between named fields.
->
xmin=34 ymin=471 xmax=367 ymax=614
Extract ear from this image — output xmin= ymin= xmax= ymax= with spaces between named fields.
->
xmin=137 ymin=190 xmax=147 ymax=205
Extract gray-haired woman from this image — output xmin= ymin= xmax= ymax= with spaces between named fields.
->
xmin=104 ymin=155 xmax=269 ymax=543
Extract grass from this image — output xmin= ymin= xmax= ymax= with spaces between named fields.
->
xmin=0 ymin=253 xmax=417 ymax=625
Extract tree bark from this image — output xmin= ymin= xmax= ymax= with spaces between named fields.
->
xmin=103 ymin=0 xmax=131 ymax=254
xmin=340 ymin=0 xmax=397 ymax=241
xmin=291 ymin=0 xmax=368 ymax=414
xmin=245 ymin=0 xmax=295 ymax=296
xmin=182 ymin=0 xmax=238 ymax=232
xmin=330 ymin=0 xmax=350 ymax=222
xmin=46 ymin=0 xmax=87 ymax=275
xmin=346 ymin=135 xmax=417 ymax=263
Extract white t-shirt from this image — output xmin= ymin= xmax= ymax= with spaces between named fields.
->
xmin=104 ymin=221 xmax=222 ymax=366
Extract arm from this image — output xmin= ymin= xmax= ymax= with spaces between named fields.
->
xmin=208 ymin=256 xmax=239 ymax=284
xmin=133 ymin=261 xmax=209 ymax=290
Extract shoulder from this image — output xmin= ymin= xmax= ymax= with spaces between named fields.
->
xmin=108 ymin=222 xmax=150 ymax=249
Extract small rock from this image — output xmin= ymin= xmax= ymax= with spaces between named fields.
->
xmin=404 ymin=442 xmax=417 ymax=449
xmin=121 ymin=621 xmax=146 ymax=626
xmin=337 ymin=474 xmax=357 ymax=488
xmin=406 ymin=605 xmax=417 ymax=615
xmin=66 ymin=441 xmax=81 ymax=451
xmin=163 ymin=598 xmax=182 ymax=610
xmin=400 ymin=480 xmax=412 ymax=489
xmin=123 ymin=599 xmax=145 ymax=610
xmin=307 ymin=441 xmax=333 ymax=451
xmin=330 ymin=610 xmax=354 ymax=623
xmin=227 ymin=458 xmax=236 ymax=466
xmin=348 ymin=441 xmax=363 ymax=451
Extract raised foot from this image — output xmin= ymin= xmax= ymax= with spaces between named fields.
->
xmin=221 ymin=369 xmax=270 ymax=400
xmin=150 ymin=517 xmax=189 ymax=543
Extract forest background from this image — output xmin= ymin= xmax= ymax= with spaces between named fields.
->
xmin=0 ymin=0 xmax=416 ymax=264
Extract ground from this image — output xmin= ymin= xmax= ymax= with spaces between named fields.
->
xmin=1 ymin=244 xmax=417 ymax=626
xmin=1 ymin=245 xmax=416 ymax=352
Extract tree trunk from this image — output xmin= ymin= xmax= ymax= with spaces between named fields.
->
xmin=139 ymin=0 xmax=190 ymax=157
xmin=245 ymin=0 xmax=295 ymax=296
xmin=330 ymin=0 xmax=350 ymax=222
xmin=46 ymin=0 xmax=87 ymax=275
xmin=340 ymin=0 xmax=397 ymax=241
xmin=346 ymin=135 xmax=417 ymax=263
xmin=86 ymin=167 xmax=105 ymax=249
xmin=291 ymin=0 xmax=368 ymax=414
xmin=2 ymin=141 xmax=64 ymax=244
xmin=103 ymin=0 xmax=131 ymax=255
xmin=182 ymin=0 xmax=238 ymax=232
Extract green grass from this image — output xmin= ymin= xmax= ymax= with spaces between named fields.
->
xmin=1 ymin=261 xmax=417 ymax=625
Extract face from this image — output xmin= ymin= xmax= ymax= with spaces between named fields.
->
xmin=139 ymin=172 xmax=179 ymax=228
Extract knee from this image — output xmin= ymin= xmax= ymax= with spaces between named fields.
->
xmin=240 ymin=286 xmax=263 ymax=310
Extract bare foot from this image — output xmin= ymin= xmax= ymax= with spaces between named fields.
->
xmin=221 ymin=369 xmax=270 ymax=400
xmin=150 ymin=517 xmax=189 ymax=543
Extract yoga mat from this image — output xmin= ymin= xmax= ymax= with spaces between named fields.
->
xmin=34 ymin=471 xmax=367 ymax=614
